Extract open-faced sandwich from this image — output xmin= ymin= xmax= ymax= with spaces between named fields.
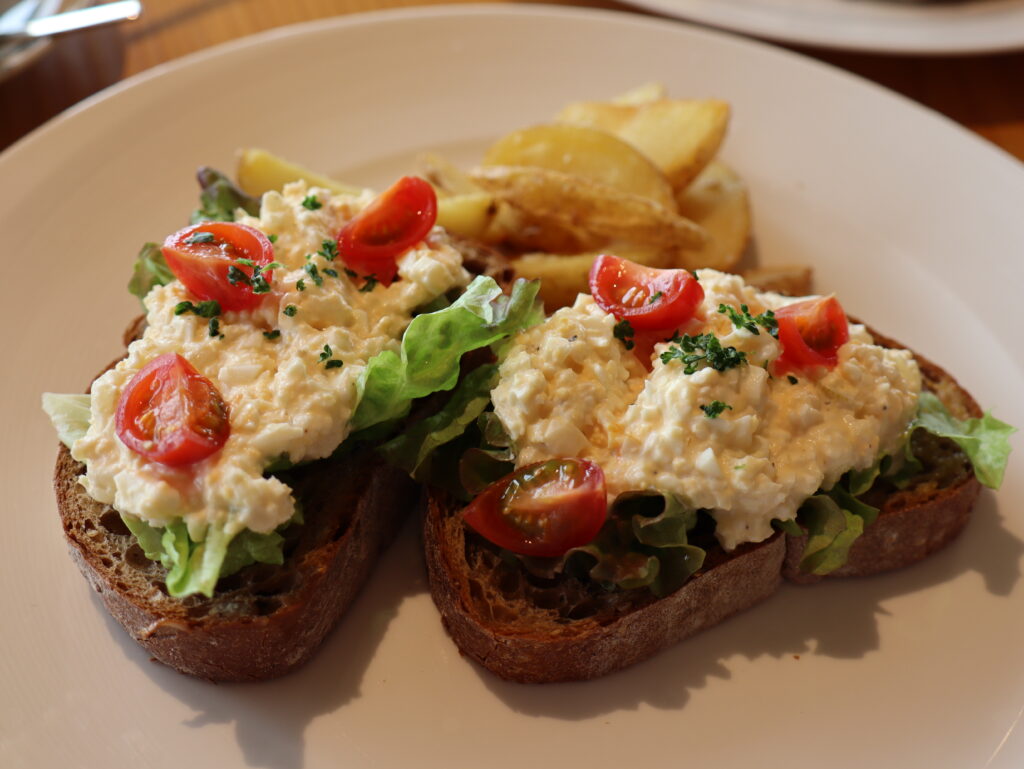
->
xmin=409 ymin=255 xmax=1014 ymax=683
xmin=42 ymin=171 xmax=538 ymax=682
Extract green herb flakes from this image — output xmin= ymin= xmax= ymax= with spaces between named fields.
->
xmin=301 ymin=195 xmax=322 ymax=211
xmin=283 ymin=305 xmax=297 ymax=317
xmin=660 ymin=332 xmax=747 ymax=374
xmin=174 ymin=300 xmax=221 ymax=318
xmin=613 ymin=319 xmax=636 ymax=350
xmin=185 ymin=231 xmax=216 ymax=245
xmin=718 ymin=303 xmax=778 ymax=338
xmin=701 ymin=401 xmax=733 ymax=419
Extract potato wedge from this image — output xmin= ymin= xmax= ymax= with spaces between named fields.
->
xmin=513 ymin=243 xmax=676 ymax=311
xmin=673 ymin=161 xmax=751 ymax=273
xmin=483 ymin=124 xmax=676 ymax=212
xmin=556 ymin=99 xmax=730 ymax=191
xmin=471 ymin=165 xmax=705 ymax=251
xmin=612 ymin=82 xmax=666 ymax=105
xmin=236 ymin=148 xmax=362 ymax=198
xmin=417 ymin=152 xmax=483 ymax=197
xmin=742 ymin=265 xmax=814 ymax=297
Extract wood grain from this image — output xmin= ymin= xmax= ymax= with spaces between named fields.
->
xmin=2 ymin=0 xmax=1023 ymax=163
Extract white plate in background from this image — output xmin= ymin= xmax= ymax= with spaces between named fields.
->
xmin=1 ymin=6 xmax=1022 ymax=768
xmin=622 ymin=0 xmax=1024 ymax=54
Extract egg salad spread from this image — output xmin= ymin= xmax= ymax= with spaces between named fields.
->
xmin=73 ymin=182 xmax=469 ymax=541
xmin=491 ymin=269 xmax=921 ymax=550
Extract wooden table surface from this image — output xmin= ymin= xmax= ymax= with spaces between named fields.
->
xmin=2 ymin=0 xmax=1023 ymax=162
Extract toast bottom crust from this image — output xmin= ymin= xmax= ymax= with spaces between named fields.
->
xmin=424 ymin=491 xmax=785 ymax=683
xmin=55 ymin=444 xmax=415 ymax=682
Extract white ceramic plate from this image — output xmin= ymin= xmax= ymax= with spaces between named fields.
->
xmin=622 ymin=0 xmax=1024 ymax=54
xmin=2 ymin=6 xmax=1022 ymax=768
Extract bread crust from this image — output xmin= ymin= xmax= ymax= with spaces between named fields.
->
xmin=55 ymin=444 xmax=415 ymax=682
xmin=425 ymin=491 xmax=784 ymax=683
xmin=423 ymin=330 xmax=985 ymax=682
xmin=783 ymin=328 xmax=982 ymax=583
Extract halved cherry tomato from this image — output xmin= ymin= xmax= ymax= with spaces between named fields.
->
xmin=463 ymin=459 xmax=607 ymax=558
xmin=162 ymin=222 xmax=275 ymax=312
xmin=115 ymin=353 xmax=230 ymax=467
xmin=588 ymin=254 xmax=704 ymax=332
xmin=336 ymin=175 xmax=437 ymax=287
xmin=773 ymin=296 xmax=850 ymax=375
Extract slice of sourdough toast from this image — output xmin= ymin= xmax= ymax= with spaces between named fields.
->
xmin=56 ymin=444 xmax=414 ymax=682
xmin=783 ymin=329 xmax=981 ymax=584
xmin=424 ymin=495 xmax=783 ymax=683
xmin=423 ymin=334 xmax=985 ymax=683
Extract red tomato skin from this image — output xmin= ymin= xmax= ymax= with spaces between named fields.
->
xmin=772 ymin=296 xmax=850 ymax=375
xmin=588 ymin=254 xmax=705 ymax=332
xmin=336 ymin=176 xmax=438 ymax=287
xmin=463 ymin=459 xmax=607 ymax=558
xmin=162 ymin=222 xmax=275 ymax=312
xmin=115 ymin=353 xmax=231 ymax=467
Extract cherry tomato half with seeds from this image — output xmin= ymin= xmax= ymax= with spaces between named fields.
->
xmin=589 ymin=254 xmax=705 ymax=332
xmin=773 ymin=296 xmax=850 ymax=375
xmin=115 ymin=353 xmax=230 ymax=467
xmin=463 ymin=459 xmax=607 ymax=558
xmin=336 ymin=175 xmax=438 ymax=287
xmin=162 ymin=222 xmax=275 ymax=312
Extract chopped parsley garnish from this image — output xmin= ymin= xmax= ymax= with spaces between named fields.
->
xmin=701 ymin=401 xmax=733 ymax=419
xmin=787 ymin=375 xmax=798 ymax=385
xmin=649 ymin=291 xmax=663 ymax=305
xmin=173 ymin=300 xmax=221 ymax=318
xmin=184 ymin=231 xmax=216 ymax=245
xmin=304 ymin=263 xmax=323 ymax=287
xmin=296 ymin=279 xmax=306 ymax=291
xmin=718 ymin=303 xmax=778 ymax=338
xmin=318 ymin=344 xmax=343 ymax=369
xmin=613 ymin=319 xmax=636 ymax=350
xmin=263 ymin=329 xmax=281 ymax=341
xmin=660 ymin=332 xmax=747 ymax=374
xmin=324 ymin=268 xmax=339 ymax=278
xmin=208 ymin=318 xmax=223 ymax=338
xmin=268 ymin=234 xmax=278 ymax=244
xmin=344 ymin=268 xmax=358 ymax=279
xmin=318 ymin=239 xmax=338 ymax=261
xmin=359 ymin=275 xmax=379 ymax=293
xmin=283 ymin=304 xmax=297 ymax=317
xmin=301 ymin=194 xmax=322 ymax=211
xmin=226 ymin=265 xmax=249 ymax=287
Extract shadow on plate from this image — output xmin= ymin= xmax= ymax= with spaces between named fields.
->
xmin=475 ymin=492 xmax=1022 ymax=719
xmin=89 ymin=518 xmax=427 ymax=769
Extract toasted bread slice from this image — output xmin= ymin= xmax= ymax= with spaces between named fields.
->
xmin=55 ymin=444 xmax=414 ymax=682
xmin=424 ymin=495 xmax=783 ymax=683
xmin=783 ymin=329 xmax=981 ymax=583
xmin=423 ymin=333 xmax=983 ymax=682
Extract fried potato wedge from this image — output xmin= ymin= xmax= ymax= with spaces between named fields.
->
xmin=236 ymin=148 xmax=362 ymax=198
xmin=742 ymin=265 xmax=814 ymax=297
xmin=555 ymin=99 xmax=730 ymax=191
xmin=483 ymin=124 xmax=677 ymax=212
xmin=513 ymin=244 xmax=676 ymax=311
xmin=612 ymin=82 xmax=666 ymax=105
xmin=673 ymin=160 xmax=751 ymax=272
xmin=417 ymin=152 xmax=483 ymax=197
xmin=470 ymin=165 xmax=706 ymax=252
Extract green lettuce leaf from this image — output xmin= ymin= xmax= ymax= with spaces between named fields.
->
xmin=127 ymin=242 xmax=174 ymax=302
xmin=190 ymin=166 xmax=261 ymax=224
xmin=120 ymin=514 xmax=290 ymax=599
xmin=915 ymin=391 xmax=1015 ymax=490
xmin=41 ymin=393 xmax=92 ymax=448
xmin=378 ymin=364 xmax=499 ymax=480
xmin=519 ymin=491 xmax=706 ymax=598
xmin=351 ymin=276 xmax=542 ymax=431
xmin=797 ymin=494 xmax=865 ymax=576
